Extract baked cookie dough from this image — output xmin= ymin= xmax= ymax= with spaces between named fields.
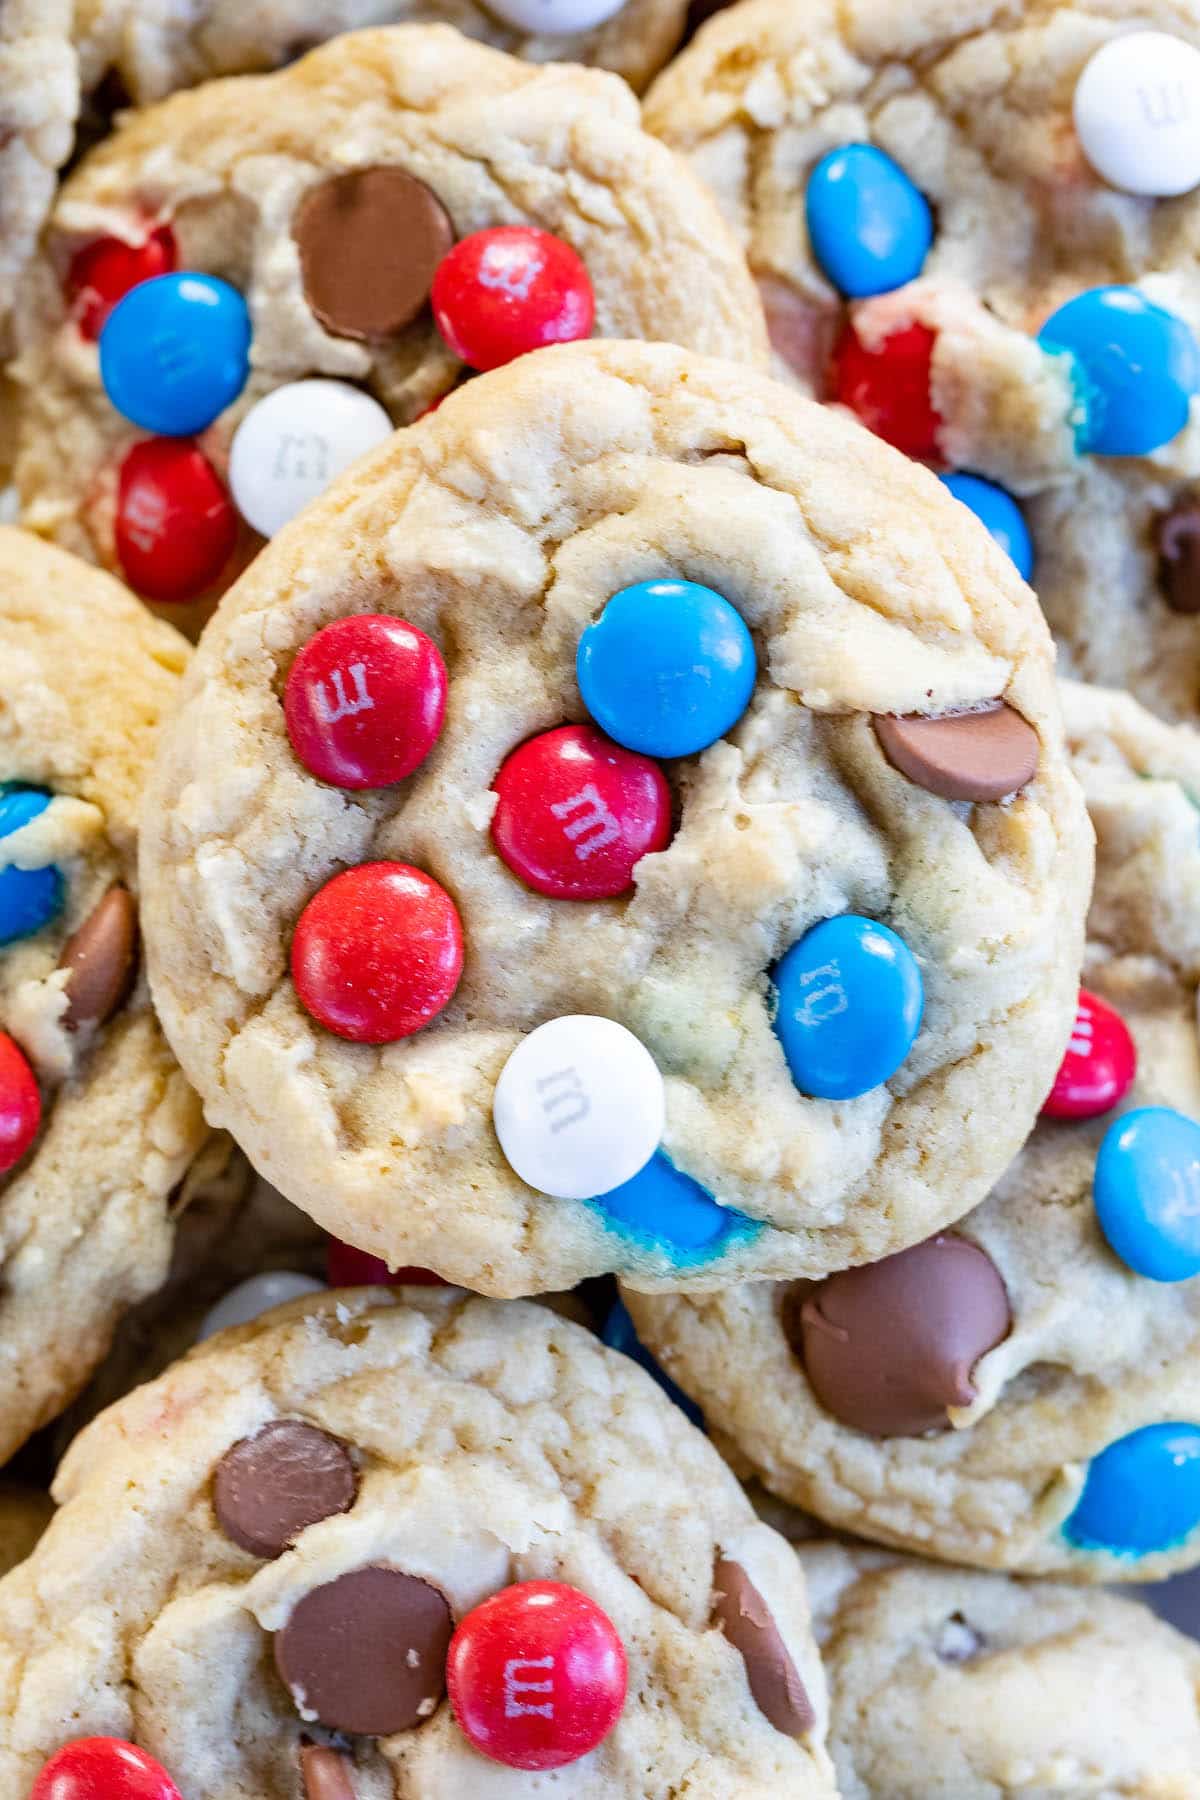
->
xmin=627 ymin=678 xmax=1200 ymax=1578
xmin=0 ymin=0 xmax=77 ymax=356
xmin=803 ymin=1541 xmax=1200 ymax=1798
xmin=644 ymin=0 xmax=1200 ymax=722
xmin=0 ymin=1289 xmax=836 ymax=1797
xmin=0 ymin=1486 xmax=51 ymax=1578
xmin=140 ymin=338 xmax=1090 ymax=1295
xmin=0 ymin=526 xmax=206 ymax=1462
xmin=9 ymin=24 xmax=766 ymax=632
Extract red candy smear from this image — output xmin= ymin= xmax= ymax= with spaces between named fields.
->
xmin=115 ymin=438 xmax=238 ymax=603
xmin=291 ymin=861 xmax=463 ymax=1044
xmin=325 ymin=1238 xmax=448 ymax=1287
xmin=284 ymin=614 xmax=448 ymax=791
xmin=492 ymin=725 xmax=672 ymax=901
xmin=66 ymin=227 xmax=177 ymax=342
xmin=830 ymin=320 xmax=943 ymax=462
xmin=432 ymin=227 xmax=595 ymax=372
xmin=31 ymin=1739 xmax=183 ymax=1800
xmin=0 ymin=1030 xmax=40 ymax=1175
xmin=1042 ymin=987 xmax=1137 ymax=1120
xmin=447 ymin=1581 xmax=627 ymax=1771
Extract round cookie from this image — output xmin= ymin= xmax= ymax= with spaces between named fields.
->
xmin=0 ymin=525 xmax=206 ymax=1462
xmin=644 ymin=0 xmax=1200 ymax=722
xmin=0 ymin=1486 xmax=51 ymax=1578
xmin=9 ymin=25 xmax=767 ymax=633
xmin=0 ymin=1289 xmax=836 ymax=1796
xmin=626 ymin=677 xmax=1200 ymax=1579
xmin=140 ymin=338 xmax=1090 ymax=1295
xmin=0 ymin=0 xmax=76 ymax=355
xmin=802 ymin=1541 xmax=1200 ymax=1798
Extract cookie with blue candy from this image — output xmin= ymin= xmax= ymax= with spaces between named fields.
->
xmin=0 ymin=525 xmax=206 ymax=1464
xmin=645 ymin=0 xmax=1200 ymax=721
xmin=627 ymin=677 xmax=1200 ymax=1580
xmin=139 ymin=338 xmax=1089 ymax=1297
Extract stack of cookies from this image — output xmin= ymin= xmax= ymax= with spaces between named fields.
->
xmin=1 ymin=3 xmax=1199 ymax=1796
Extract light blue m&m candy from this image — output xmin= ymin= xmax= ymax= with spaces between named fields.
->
xmin=772 ymin=915 xmax=923 ymax=1101
xmin=805 ymin=144 xmax=933 ymax=299
xmin=591 ymin=1150 xmax=750 ymax=1257
xmin=1064 ymin=1422 xmax=1200 ymax=1557
xmin=1038 ymin=286 xmax=1200 ymax=457
xmin=939 ymin=474 xmax=1034 ymax=582
xmin=0 ymin=788 xmax=63 ymax=946
xmin=99 ymin=272 xmax=251 ymax=436
xmin=577 ymin=579 xmax=756 ymax=759
xmin=1093 ymin=1106 xmax=1200 ymax=1281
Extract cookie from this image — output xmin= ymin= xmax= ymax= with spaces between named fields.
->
xmin=0 ymin=1289 xmax=836 ymax=1796
xmin=802 ymin=1541 xmax=1200 ymax=1798
xmin=644 ymin=0 xmax=1200 ymax=721
xmin=9 ymin=25 xmax=767 ymax=633
xmin=626 ymin=677 xmax=1200 ymax=1578
xmin=0 ymin=525 xmax=206 ymax=1461
xmin=0 ymin=0 xmax=76 ymax=357
xmin=138 ymin=337 xmax=1090 ymax=1295
xmin=0 ymin=1486 xmax=51 ymax=1578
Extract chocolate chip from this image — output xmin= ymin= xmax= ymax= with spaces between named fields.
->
xmin=294 ymin=167 xmax=455 ymax=341
xmin=57 ymin=885 xmax=138 ymax=1030
xmin=301 ymin=1745 xmax=356 ymax=1800
xmin=873 ymin=702 xmax=1039 ymax=802
xmin=712 ymin=1557 xmax=815 ymax=1738
xmin=935 ymin=1612 xmax=985 ymax=1664
xmin=786 ymin=1233 xmax=1011 ymax=1437
xmin=213 ymin=1420 xmax=357 ymax=1557
xmin=1158 ymin=504 xmax=1200 ymax=614
xmin=274 ymin=1566 xmax=453 ymax=1735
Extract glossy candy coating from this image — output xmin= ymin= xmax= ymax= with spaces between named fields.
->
xmin=483 ymin=0 xmax=626 ymax=28
xmin=447 ymin=1581 xmax=627 ymax=1770
xmin=1093 ymin=1105 xmax=1200 ymax=1281
xmin=805 ymin=144 xmax=932 ymax=298
xmin=939 ymin=473 xmax=1034 ymax=581
xmin=325 ymin=1239 xmax=447 ymax=1287
xmin=1073 ymin=32 xmax=1200 ymax=198
xmin=1042 ymin=988 xmax=1136 ymax=1119
xmin=196 ymin=1272 xmax=326 ymax=1341
xmin=99 ymin=272 xmax=251 ymax=435
xmin=831 ymin=320 xmax=942 ymax=461
xmin=284 ymin=614 xmax=447 ymax=790
xmin=229 ymin=380 xmax=393 ymax=538
xmin=591 ymin=1150 xmax=740 ymax=1254
xmin=115 ymin=438 xmax=238 ymax=603
xmin=30 ymin=1740 xmax=183 ymax=1800
xmin=1038 ymin=286 xmax=1200 ymax=457
xmin=66 ymin=227 xmax=177 ymax=341
xmin=431 ymin=227 xmax=594 ymax=371
xmin=1064 ymin=1422 xmax=1200 ymax=1556
xmin=577 ymin=579 xmax=756 ymax=759
xmin=0 ymin=787 xmax=63 ymax=943
xmin=0 ymin=1031 xmax=40 ymax=1175
xmin=772 ymin=914 xmax=923 ymax=1101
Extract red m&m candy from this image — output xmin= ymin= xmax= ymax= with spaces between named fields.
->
xmin=0 ymin=1030 xmax=40 ymax=1175
xmin=66 ymin=228 xmax=177 ymax=342
xmin=431 ymin=227 xmax=595 ymax=372
xmin=115 ymin=438 xmax=238 ymax=603
xmin=447 ymin=1580 xmax=627 ymax=1771
xmin=284 ymin=615 xmax=447 ymax=790
xmin=325 ymin=1237 xmax=448 ymax=1287
xmin=291 ymin=861 xmax=463 ymax=1043
xmin=31 ymin=1739 xmax=183 ymax=1800
xmin=830 ymin=319 xmax=943 ymax=462
xmin=492 ymin=726 xmax=671 ymax=901
xmin=1042 ymin=988 xmax=1137 ymax=1120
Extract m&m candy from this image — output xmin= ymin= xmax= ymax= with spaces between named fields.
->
xmin=1065 ymin=1422 xmax=1200 ymax=1556
xmin=447 ymin=1581 xmax=627 ymax=1770
xmin=284 ymin=614 xmax=447 ymax=790
xmin=0 ymin=1031 xmax=40 ymax=1175
xmin=806 ymin=144 xmax=933 ymax=298
xmin=196 ymin=1271 xmax=327 ymax=1341
xmin=483 ymin=0 xmax=625 ymax=27
xmin=830 ymin=320 xmax=942 ymax=462
xmin=591 ymin=1150 xmax=742 ymax=1255
xmin=939 ymin=473 xmax=1034 ymax=581
xmin=0 ymin=787 xmax=63 ymax=944
xmin=229 ymin=380 xmax=393 ymax=538
xmin=577 ymin=579 xmax=756 ymax=759
xmin=115 ymin=438 xmax=238 ymax=603
xmin=1038 ymin=286 xmax=1200 ymax=457
xmin=66 ymin=227 xmax=177 ymax=341
xmin=1042 ymin=989 xmax=1136 ymax=1120
xmin=772 ymin=915 xmax=924 ymax=1101
xmin=99 ymin=272 xmax=251 ymax=436
xmin=1093 ymin=1106 xmax=1200 ymax=1282
xmin=431 ymin=226 xmax=594 ymax=371
xmin=30 ymin=1740 xmax=183 ymax=1800
xmin=491 ymin=726 xmax=671 ymax=900
xmin=325 ymin=1239 xmax=448 ymax=1287
xmin=1073 ymin=32 xmax=1200 ymax=199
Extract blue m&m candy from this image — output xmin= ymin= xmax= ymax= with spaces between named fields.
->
xmin=805 ymin=144 xmax=933 ymax=299
xmin=1037 ymin=286 xmax=1200 ymax=457
xmin=772 ymin=914 xmax=923 ymax=1101
xmin=0 ymin=788 xmax=63 ymax=946
xmin=99 ymin=272 xmax=251 ymax=436
xmin=577 ymin=579 xmax=756 ymax=759
xmin=939 ymin=474 xmax=1034 ymax=582
xmin=591 ymin=1149 xmax=750 ymax=1257
xmin=601 ymin=1299 xmax=704 ymax=1427
xmin=1093 ymin=1106 xmax=1200 ymax=1282
xmin=1064 ymin=1422 xmax=1200 ymax=1557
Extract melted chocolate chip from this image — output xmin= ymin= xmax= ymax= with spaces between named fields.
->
xmin=58 ymin=885 xmax=138 ymax=1030
xmin=1159 ymin=504 xmax=1200 ymax=614
xmin=712 ymin=1557 xmax=815 ymax=1738
xmin=213 ymin=1420 xmax=357 ymax=1558
xmin=294 ymin=167 xmax=454 ymax=341
xmin=874 ymin=702 xmax=1039 ymax=802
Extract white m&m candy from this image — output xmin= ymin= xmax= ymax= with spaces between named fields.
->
xmin=483 ymin=0 xmax=626 ymax=34
xmin=493 ymin=1015 xmax=665 ymax=1201
xmin=1073 ymin=31 xmax=1200 ymax=198
xmin=197 ymin=1271 xmax=326 ymax=1341
xmin=229 ymin=378 xmax=392 ymax=538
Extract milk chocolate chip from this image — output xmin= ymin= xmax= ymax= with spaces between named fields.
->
xmin=1159 ymin=504 xmax=1200 ymax=614
xmin=294 ymin=167 xmax=454 ymax=341
xmin=275 ymin=1566 xmax=453 ymax=1735
xmin=213 ymin=1419 xmax=357 ymax=1557
xmin=301 ymin=1745 xmax=357 ymax=1800
xmin=787 ymin=1233 xmax=1011 ymax=1436
xmin=712 ymin=1557 xmax=815 ymax=1738
xmin=874 ymin=702 xmax=1038 ymax=802
xmin=58 ymin=885 xmax=137 ymax=1030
